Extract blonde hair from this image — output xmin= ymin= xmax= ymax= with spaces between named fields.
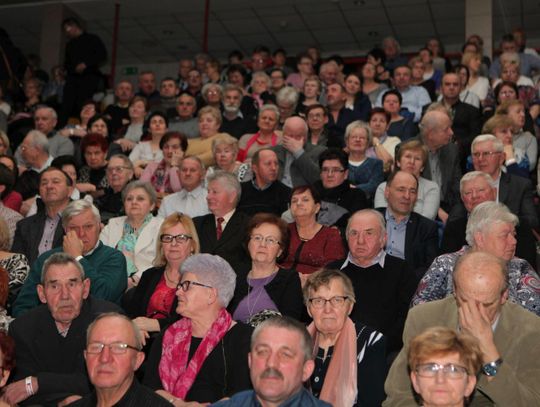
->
xmin=153 ymin=213 xmax=200 ymax=266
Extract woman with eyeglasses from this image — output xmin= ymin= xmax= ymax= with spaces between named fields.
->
xmin=304 ymin=268 xmax=387 ymax=407
xmin=281 ymin=185 xmax=345 ymax=285
xmin=125 ymin=213 xmax=200 ymax=343
xmin=408 ymin=326 xmax=482 ymax=407
xmin=144 ymin=254 xmax=252 ymax=405
xmin=100 ymin=180 xmax=163 ymax=288
xmin=229 ymin=213 xmax=304 ymax=326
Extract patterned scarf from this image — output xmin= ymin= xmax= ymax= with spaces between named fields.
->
xmin=150 ymin=160 xmax=172 ymax=193
xmin=116 ymin=214 xmax=152 ymax=277
xmin=159 ymin=308 xmax=232 ymax=399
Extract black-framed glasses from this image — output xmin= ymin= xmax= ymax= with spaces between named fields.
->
xmin=160 ymin=233 xmax=192 ymax=244
xmin=177 ymin=280 xmax=213 ymax=291
xmin=86 ymin=342 xmax=140 ymax=355
xmin=321 ymin=167 xmax=345 ymax=174
xmin=308 ymin=296 xmax=350 ymax=308
xmin=415 ymin=363 xmax=468 ymax=379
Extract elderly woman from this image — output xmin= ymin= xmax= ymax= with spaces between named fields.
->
xmin=201 ymin=83 xmax=223 ymax=109
xmin=304 ymin=268 xmax=386 ymax=407
xmin=186 ymin=106 xmax=229 ymax=167
xmin=130 ymin=111 xmax=168 ymax=178
xmin=382 ymin=89 xmax=417 ymax=141
xmin=206 ymin=134 xmax=249 ymax=182
xmin=0 ymin=218 xmax=29 ymax=310
xmin=238 ymin=104 xmax=281 ymax=162
xmin=299 ymin=76 xmax=322 ymax=115
xmin=126 ymin=213 xmax=200 ymax=337
xmin=281 ymin=186 xmax=345 ymax=283
xmin=100 ymin=180 xmax=163 ymax=286
xmin=412 ymin=201 xmax=540 ymax=315
xmin=408 ymin=327 xmax=482 ymax=407
xmin=345 ymin=120 xmax=383 ymax=200
xmin=276 ymin=86 xmax=299 ymax=127
xmin=144 ymin=254 xmax=252 ymax=404
xmin=76 ymin=133 xmax=109 ymax=195
xmin=249 ymin=71 xmax=272 ymax=108
xmin=140 ymin=131 xmax=187 ymax=194
xmin=374 ymin=139 xmax=440 ymax=220
xmin=366 ymin=107 xmax=400 ymax=172
xmin=229 ymin=213 xmax=304 ymax=325
xmin=94 ymin=154 xmax=134 ymax=223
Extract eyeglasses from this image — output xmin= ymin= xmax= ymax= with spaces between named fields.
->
xmin=177 ymin=280 xmax=213 ymax=291
xmin=321 ymin=167 xmax=345 ymax=174
xmin=86 ymin=342 xmax=140 ymax=354
xmin=250 ymin=234 xmax=280 ymax=246
xmin=472 ymin=151 xmax=501 ymax=159
xmin=107 ymin=166 xmax=130 ymax=173
xmin=308 ymin=296 xmax=350 ymax=308
xmin=415 ymin=363 xmax=469 ymax=379
xmin=160 ymin=233 xmax=192 ymax=244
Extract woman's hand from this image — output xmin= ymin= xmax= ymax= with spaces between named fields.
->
xmin=133 ymin=316 xmax=160 ymax=333
xmin=115 ymin=138 xmax=136 ymax=152
xmin=76 ymin=182 xmax=97 ymax=193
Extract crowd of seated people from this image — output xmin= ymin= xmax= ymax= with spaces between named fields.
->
xmin=1 ymin=20 xmax=540 ymax=406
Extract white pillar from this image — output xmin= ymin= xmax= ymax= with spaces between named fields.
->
xmin=465 ymin=0 xmax=493 ymax=59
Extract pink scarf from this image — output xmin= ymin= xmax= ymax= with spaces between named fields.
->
xmin=307 ymin=317 xmax=358 ymax=406
xmin=159 ymin=308 xmax=232 ymax=399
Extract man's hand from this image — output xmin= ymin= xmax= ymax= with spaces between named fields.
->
xmin=281 ymin=135 xmax=304 ymax=155
xmin=63 ymin=230 xmax=84 ymax=257
xmin=458 ymin=300 xmax=500 ymax=363
xmin=155 ymin=390 xmax=208 ymax=406
xmin=2 ymin=377 xmax=37 ymax=405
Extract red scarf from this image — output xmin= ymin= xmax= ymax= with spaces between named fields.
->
xmin=237 ymin=132 xmax=278 ymax=162
xmin=159 ymin=308 xmax=232 ymax=399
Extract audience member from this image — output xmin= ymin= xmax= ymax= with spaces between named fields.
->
xmin=103 ymin=80 xmax=134 ymax=135
xmin=167 ymin=93 xmax=199 ymax=139
xmin=238 ymin=104 xmax=282 ymax=162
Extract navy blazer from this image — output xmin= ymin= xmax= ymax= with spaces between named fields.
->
xmin=498 ymin=171 xmax=538 ymax=229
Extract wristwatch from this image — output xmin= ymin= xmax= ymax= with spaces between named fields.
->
xmin=482 ymin=358 xmax=503 ymax=376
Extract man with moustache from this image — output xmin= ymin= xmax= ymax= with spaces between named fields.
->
xmin=5 ymin=253 xmax=119 ymax=406
xmin=219 ymin=84 xmax=257 ymax=139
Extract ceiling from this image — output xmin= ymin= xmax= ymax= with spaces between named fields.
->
xmin=0 ymin=0 xmax=539 ymax=67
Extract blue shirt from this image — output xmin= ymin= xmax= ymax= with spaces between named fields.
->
xmin=211 ymin=388 xmax=331 ymax=407
xmin=385 ymin=210 xmax=408 ymax=260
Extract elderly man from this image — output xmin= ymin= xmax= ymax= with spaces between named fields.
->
xmin=5 ymin=252 xmax=119 ymax=406
xmin=68 ymin=313 xmax=170 ymax=407
xmin=489 ymin=33 xmax=540 ymax=79
xmin=103 ymin=80 xmax=133 ymax=134
xmin=411 ymin=201 xmax=540 ymax=316
xmin=439 ymin=73 xmax=482 ymax=168
xmin=312 ymin=148 xmax=368 ymax=228
xmin=135 ymin=71 xmax=160 ymax=107
xmin=441 ymin=171 xmax=536 ymax=266
xmin=385 ymin=250 xmax=540 ymax=406
xmin=168 ymin=92 xmax=200 ymax=139
xmin=158 ymin=156 xmax=209 ymax=218
xmin=17 ymin=130 xmax=53 ymax=173
xmin=377 ymin=170 xmax=439 ymax=279
xmin=471 ymin=134 xmax=538 ymax=228
xmin=412 ymin=109 xmax=461 ymax=221
xmin=220 ymin=84 xmax=257 ymax=138
xmin=212 ymin=316 xmax=330 ymax=407
xmin=327 ymin=209 xmax=417 ymax=353
xmin=13 ymin=200 xmax=127 ymax=317
xmin=194 ymin=171 xmax=250 ymax=271
xmin=27 ymin=106 xmax=74 ymax=160
xmin=238 ymin=148 xmax=291 ymax=216
xmin=376 ymin=65 xmax=431 ymax=122
xmin=272 ymin=116 xmax=326 ymax=188
xmin=12 ymin=167 xmax=73 ymax=264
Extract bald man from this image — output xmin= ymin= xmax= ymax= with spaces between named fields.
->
xmin=271 ymin=116 xmax=327 ymax=188
xmin=384 ymin=251 xmax=540 ymax=406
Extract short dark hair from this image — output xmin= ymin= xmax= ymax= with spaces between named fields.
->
xmin=62 ymin=17 xmax=81 ymax=29
xmin=228 ymin=50 xmax=244 ymax=61
xmin=144 ymin=111 xmax=169 ymax=133
xmin=494 ymin=81 xmax=519 ymax=103
xmin=369 ymin=107 xmax=390 ymax=123
xmin=319 ymin=148 xmax=348 ymax=170
xmin=87 ymin=114 xmax=111 ymax=135
xmin=453 ymin=64 xmax=470 ymax=84
xmin=159 ymin=131 xmax=188 ymax=151
xmin=305 ymin=104 xmax=327 ymax=118
xmin=382 ymin=89 xmax=403 ymax=105
xmin=367 ymin=48 xmax=386 ymax=64
xmin=245 ymin=213 xmax=290 ymax=262
xmin=39 ymin=166 xmax=73 ymax=187
xmin=51 ymin=155 xmax=78 ymax=178
xmin=273 ymin=48 xmax=286 ymax=57
xmin=0 ymin=163 xmax=15 ymax=198
xmin=291 ymin=184 xmax=321 ymax=205
xmin=227 ymin=64 xmax=248 ymax=79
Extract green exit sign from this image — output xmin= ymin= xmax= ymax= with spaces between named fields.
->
xmin=122 ymin=67 xmax=138 ymax=75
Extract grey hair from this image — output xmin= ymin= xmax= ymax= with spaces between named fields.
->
xmin=471 ymin=134 xmax=503 ymax=153
xmin=182 ymin=155 xmax=206 ymax=171
xmin=86 ymin=312 xmax=143 ymax=351
xmin=61 ymin=199 xmax=101 ymax=228
xmin=251 ymin=316 xmax=314 ymax=362
xmin=25 ymin=130 xmax=49 ymax=154
xmin=459 ymin=171 xmax=493 ymax=194
xmin=201 ymin=83 xmax=223 ymax=103
xmin=211 ymin=134 xmax=239 ymax=156
xmin=35 ymin=105 xmax=58 ymax=120
xmin=108 ymin=154 xmax=135 ymax=172
xmin=465 ymin=201 xmax=518 ymax=246
xmin=222 ymin=83 xmax=243 ymax=95
xmin=258 ymin=104 xmax=280 ymax=123
xmin=276 ymin=86 xmax=299 ymax=108
xmin=344 ymin=120 xmax=372 ymax=145
xmin=346 ymin=208 xmax=386 ymax=237
xmin=180 ymin=254 xmax=236 ymax=307
xmin=207 ymin=170 xmax=241 ymax=206
xmin=418 ymin=110 xmax=449 ymax=138
xmin=250 ymin=71 xmax=271 ymax=87
xmin=121 ymin=180 xmax=157 ymax=206
xmin=382 ymin=36 xmax=401 ymax=53
xmin=41 ymin=252 xmax=85 ymax=283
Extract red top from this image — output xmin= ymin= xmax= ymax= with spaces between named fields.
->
xmin=2 ymin=190 xmax=22 ymax=212
xmin=146 ymin=275 xmax=177 ymax=319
